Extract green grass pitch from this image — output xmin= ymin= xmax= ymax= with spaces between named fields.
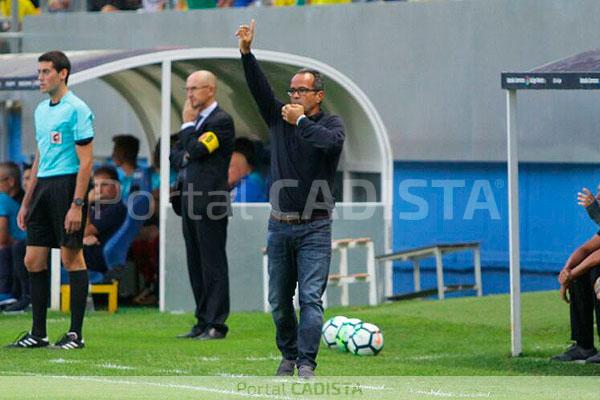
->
xmin=0 ymin=290 xmax=598 ymax=399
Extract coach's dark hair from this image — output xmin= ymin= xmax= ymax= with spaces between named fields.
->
xmin=112 ymin=134 xmax=140 ymax=166
xmin=0 ymin=161 xmax=22 ymax=189
xmin=38 ymin=51 xmax=71 ymax=85
xmin=295 ymin=68 xmax=325 ymax=92
xmin=94 ymin=165 xmax=119 ymax=182
xmin=234 ymin=137 xmax=258 ymax=168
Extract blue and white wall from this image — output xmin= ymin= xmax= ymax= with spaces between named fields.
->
xmin=10 ymin=0 xmax=600 ymax=297
xmin=392 ymin=161 xmax=600 ymax=295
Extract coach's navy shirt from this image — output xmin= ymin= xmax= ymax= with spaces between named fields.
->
xmin=241 ymin=52 xmax=345 ymax=216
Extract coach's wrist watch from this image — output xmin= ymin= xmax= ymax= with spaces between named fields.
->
xmin=72 ymin=198 xmax=84 ymax=207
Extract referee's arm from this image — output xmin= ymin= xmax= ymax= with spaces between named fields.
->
xmin=64 ymin=143 xmax=93 ymax=234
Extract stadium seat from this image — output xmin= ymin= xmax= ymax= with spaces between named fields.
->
xmin=61 ymin=281 xmax=119 ymax=313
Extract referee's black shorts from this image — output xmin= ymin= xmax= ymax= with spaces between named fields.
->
xmin=26 ymin=174 xmax=88 ymax=249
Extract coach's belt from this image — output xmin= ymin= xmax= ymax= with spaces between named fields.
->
xmin=270 ymin=211 xmax=330 ymax=225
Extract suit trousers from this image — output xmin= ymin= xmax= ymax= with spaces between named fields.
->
xmin=181 ymin=209 xmax=230 ymax=334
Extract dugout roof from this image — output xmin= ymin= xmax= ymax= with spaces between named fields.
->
xmin=502 ymin=48 xmax=600 ymax=90
xmin=0 ymin=48 xmax=395 ymax=308
xmin=0 ymin=48 xmax=391 ymax=182
xmin=500 ymin=48 xmax=600 ymax=358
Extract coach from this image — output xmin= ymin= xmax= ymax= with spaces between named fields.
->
xmin=236 ymin=20 xmax=345 ymax=377
xmin=171 ymin=70 xmax=235 ymax=341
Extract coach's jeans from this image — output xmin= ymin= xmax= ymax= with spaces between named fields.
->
xmin=267 ymin=218 xmax=332 ymax=369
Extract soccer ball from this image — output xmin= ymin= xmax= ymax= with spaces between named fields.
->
xmin=321 ymin=316 xmax=348 ymax=349
xmin=347 ymin=322 xmax=384 ymax=356
xmin=335 ymin=318 xmax=362 ymax=352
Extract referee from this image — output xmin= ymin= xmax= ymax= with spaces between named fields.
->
xmin=8 ymin=51 xmax=95 ymax=349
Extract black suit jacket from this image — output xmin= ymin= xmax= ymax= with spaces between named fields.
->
xmin=170 ymin=105 xmax=235 ymax=217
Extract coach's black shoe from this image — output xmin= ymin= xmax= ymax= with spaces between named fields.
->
xmin=6 ymin=332 xmax=49 ymax=349
xmin=53 ymin=332 xmax=85 ymax=350
xmin=275 ymin=358 xmax=296 ymax=376
xmin=177 ymin=325 xmax=205 ymax=339
xmin=551 ymin=344 xmax=596 ymax=362
xmin=297 ymin=364 xmax=315 ymax=379
xmin=3 ymin=297 xmax=31 ymax=314
xmin=196 ymin=328 xmax=226 ymax=341
xmin=585 ymin=352 xmax=600 ymax=364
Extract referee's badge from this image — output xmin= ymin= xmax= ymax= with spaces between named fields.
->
xmin=50 ymin=131 xmax=62 ymax=144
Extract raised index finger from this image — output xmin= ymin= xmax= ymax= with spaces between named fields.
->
xmin=250 ymin=19 xmax=256 ymax=34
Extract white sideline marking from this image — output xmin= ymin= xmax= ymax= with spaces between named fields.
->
xmin=402 ymin=354 xmax=457 ymax=362
xmin=243 ymin=355 xmax=280 ymax=362
xmin=55 ymin=376 xmax=295 ymax=399
xmin=49 ymin=358 xmax=79 ymax=364
xmin=408 ymin=388 xmax=491 ymax=398
xmin=359 ymin=385 xmax=388 ymax=391
xmin=198 ymin=356 xmax=220 ymax=362
xmin=0 ymin=371 xmax=37 ymax=376
xmin=98 ymin=363 xmax=135 ymax=370
xmin=158 ymin=369 xmax=190 ymax=374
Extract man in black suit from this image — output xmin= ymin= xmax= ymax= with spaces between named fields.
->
xmin=171 ymin=70 xmax=235 ymax=340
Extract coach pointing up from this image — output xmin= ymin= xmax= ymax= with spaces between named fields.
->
xmin=236 ymin=20 xmax=345 ymax=378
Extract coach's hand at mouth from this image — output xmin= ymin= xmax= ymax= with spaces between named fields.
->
xmin=64 ymin=205 xmax=83 ymax=234
xmin=281 ymin=104 xmax=305 ymax=126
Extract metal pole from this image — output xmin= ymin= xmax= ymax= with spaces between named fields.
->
xmin=10 ymin=0 xmax=18 ymax=32
xmin=474 ymin=246 xmax=482 ymax=297
xmin=434 ymin=248 xmax=444 ymax=300
xmin=50 ymin=249 xmax=60 ymax=310
xmin=9 ymin=0 xmax=20 ymax=53
xmin=412 ymin=259 xmax=421 ymax=292
xmin=158 ymin=60 xmax=171 ymax=312
xmin=507 ymin=89 xmax=522 ymax=357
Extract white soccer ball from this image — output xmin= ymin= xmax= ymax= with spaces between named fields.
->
xmin=335 ymin=318 xmax=362 ymax=352
xmin=347 ymin=322 xmax=384 ymax=356
xmin=321 ymin=316 xmax=348 ymax=349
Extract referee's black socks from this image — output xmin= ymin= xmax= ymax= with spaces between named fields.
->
xmin=69 ymin=270 xmax=88 ymax=338
xmin=29 ymin=270 xmax=49 ymax=338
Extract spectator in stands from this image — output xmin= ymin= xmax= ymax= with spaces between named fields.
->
xmin=47 ymin=0 xmax=70 ymax=12
xmin=552 ymin=187 xmax=600 ymax=363
xmin=112 ymin=134 xmax=157 ymax=199
xmin=82 ymin=166 xmax=127 ymax=278
xmin=0 ymin=0 xmax=39 ymax=30
xmin=228 ymin=137 xmax=267 ymax=202
xmin=141 ymin=0 xmax=165 ymax=11
xmin=22 ymin=163 xmax=32 ymax=192
xmin=87 ymin=0 xmax=141 ymax=12
xmin=3 ymin=163 xmax=30 ymax=313
xmin=232 ymin=0 xmax=254 ymax=6
xmin=129 ymin=140 xmax=169 ymax=306
xmin=186 ymin=0 xmax=216 ymax=8
xmin=111 ymin=134 xmax=159 ymax=300
xmin=0 ymin=162 xmax=26 ymax=309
